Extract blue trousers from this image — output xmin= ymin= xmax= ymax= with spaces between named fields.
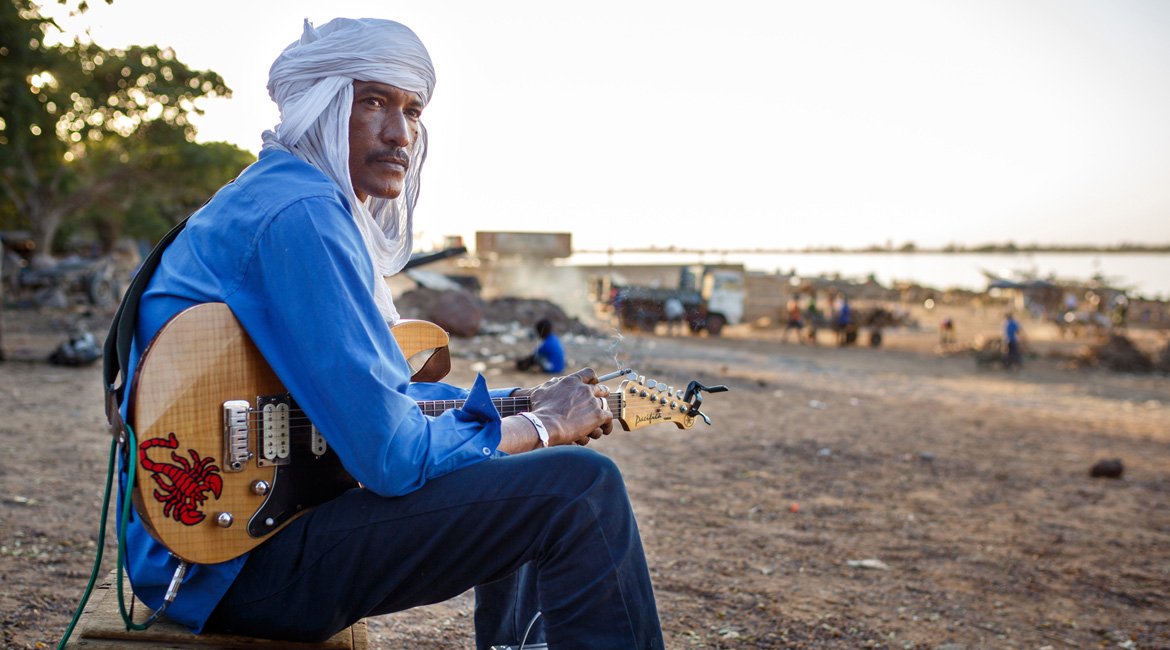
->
xmin=205 ymin=447 xmax=662 ymax=649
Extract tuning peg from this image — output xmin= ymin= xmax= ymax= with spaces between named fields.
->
xmin=645 ymin=378 xmax=657 ymax=390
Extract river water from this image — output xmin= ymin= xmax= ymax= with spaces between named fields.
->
xmin=562 ymin=251 xmax=1170 ymax=299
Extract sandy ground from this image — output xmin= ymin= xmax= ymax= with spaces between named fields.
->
xmin=1 ymin=303 xmax=1168 ymax=650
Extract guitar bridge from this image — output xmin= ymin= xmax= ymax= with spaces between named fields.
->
xmin=222 ymin=400 xmax=252 ymax=472
xmin=256 ymin=395 xmax=292 ymax=467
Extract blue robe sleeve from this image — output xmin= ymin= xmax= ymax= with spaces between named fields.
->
xmin=223 ymin=198 xmax=505 ymax=496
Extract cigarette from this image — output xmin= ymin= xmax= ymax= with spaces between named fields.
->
xmin=597 ymin=368 xmax=633 ymax=382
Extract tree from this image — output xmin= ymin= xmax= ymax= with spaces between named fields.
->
xmin=0 ymin=0 xmax=251 ymax=259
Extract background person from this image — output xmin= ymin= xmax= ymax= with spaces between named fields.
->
xmin=516 ymin=317 xmax=566 ymax=373
xmin=782 ymin=298 xmax=803 ymax=343
xmin=1003 ymin=311 xmax=1024 ymax=370
xmin=663 ymin=296 xmax=685 ymax=336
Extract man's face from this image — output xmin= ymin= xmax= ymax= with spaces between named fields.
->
xmin=348 ymin=80 xmax=424 ymax=202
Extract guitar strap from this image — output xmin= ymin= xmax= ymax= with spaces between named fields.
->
xmin=102 ymin=215 xmax=191 ymax=444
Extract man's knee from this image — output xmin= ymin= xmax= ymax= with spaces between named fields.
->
xmin=527 ymin=448 xmax=632 ymax=522
xmin=542 ymin=447 xmax=623 ymax=488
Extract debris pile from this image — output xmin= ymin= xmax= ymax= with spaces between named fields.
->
xmin=1156 ymin=340 xmax=1170 ymax=373
xmin=973 ymin=336 xmax=1003 ymax=368
xmin=1073 ymin=334 xmax=1153 ymax=373
xmin=47 ymin=331 xmax=100 ymax=366
xmin=1089 ymin=459 xmax=1124 ymax=479
xmin=857 ymin=307 xmax=900 ymax=329
xmin=395 ymin=288 xmax=598 ymax=338
xmin=480 ymin=296 xmax=597 ymax=337
xmin=395 ymin=288 xmax=484 ymax=336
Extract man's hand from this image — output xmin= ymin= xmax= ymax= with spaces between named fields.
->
xmin=528 ymin=368 xmax=614 ymax=446
xmin=500 ymin=369 xmax=614 ymax=452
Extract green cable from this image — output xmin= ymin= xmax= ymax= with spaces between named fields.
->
xmin=115 ymin=422 xmax=150 ymax=631
xmin=56 ymin=422 xmax=150 ymax=650
xmin=55 ymin=436 xmax=118 ymax=650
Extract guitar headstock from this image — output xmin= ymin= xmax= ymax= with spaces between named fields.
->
xmin=613 ymin=373 xmax=727 ymax=431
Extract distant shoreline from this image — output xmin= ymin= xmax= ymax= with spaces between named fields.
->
xmin=577 ymin=245 xmax=1170 ymax=255
xmin=561 ymin=249 xmax=1170 ymax=297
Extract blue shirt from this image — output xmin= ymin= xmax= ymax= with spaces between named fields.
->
xmin=118 ymin=150 xmax=514 ymax=632
xmin=1004 ymin=318 xmax=1020 ymax=344
xmin=534 ymin=333 xmax=566 ymax=373
xmin=838 ymin=300 xmax=851 ymax=326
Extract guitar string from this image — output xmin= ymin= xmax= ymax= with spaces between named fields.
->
xmin=208 ymin=400 xmax=691 ymax=453
xmin=230 ymin=399 xmax=685 ymax=434
xmin=235 ymin=395 xmax=633 ymax=422
xmin=233 ymin=398 xmax=689 ymax=423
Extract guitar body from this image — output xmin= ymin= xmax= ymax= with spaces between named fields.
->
xmin=128 ymin=303 xmax=448 ymax=564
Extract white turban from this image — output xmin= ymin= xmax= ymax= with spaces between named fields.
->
xmin=261 ymin=17 xmax=436 ymax=324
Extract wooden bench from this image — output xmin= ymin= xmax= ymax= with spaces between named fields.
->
xmin=63 ymin=571 xmax=367 ymax=650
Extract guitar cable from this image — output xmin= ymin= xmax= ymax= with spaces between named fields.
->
xmin=56 ymin=423 xmax=188 ymax=650
xmin=518 ymin=611 xmax=543 ymax=650
xmin=488 ymin=611 xmax=544 ymax=650
xmin=54 ymin=432 xmax=118 ymax=650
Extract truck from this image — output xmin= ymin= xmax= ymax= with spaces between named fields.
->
xmin=607 ymin=265 xmax=745 ymax=336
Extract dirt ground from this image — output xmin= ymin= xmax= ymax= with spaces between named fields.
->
xmin=1 ymin=303 xmax=1168 ymax=650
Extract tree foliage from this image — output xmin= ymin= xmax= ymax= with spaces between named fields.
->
xmin=0 ymin=0 xmax=254 ymax=257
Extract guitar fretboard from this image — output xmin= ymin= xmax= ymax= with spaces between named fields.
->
xmin=418 ymin=396 xmax=620 ymax=418
xmin=416 ymin=397 xmax=529 ymax=417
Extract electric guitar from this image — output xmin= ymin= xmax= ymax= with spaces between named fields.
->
xmin=128 ymin=302 xmax=721 ymax=564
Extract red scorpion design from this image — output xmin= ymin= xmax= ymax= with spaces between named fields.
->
xmin=139 ymin=433 xmax=223 ymax=525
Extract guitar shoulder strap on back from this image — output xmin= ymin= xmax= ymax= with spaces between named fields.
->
xmin=103 ymin=215 xmax=191 ymax=442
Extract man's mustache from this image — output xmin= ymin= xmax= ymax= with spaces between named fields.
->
xmin=367 ymin=149 xmax=411 ymax=169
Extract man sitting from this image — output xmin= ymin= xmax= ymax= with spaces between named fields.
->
xmin=113 ymin=18 xmax=662 ymax=650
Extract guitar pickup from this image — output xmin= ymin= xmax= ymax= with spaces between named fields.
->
xmin=311 ymin=425 xmax=328 ymax=456
xmin=256 ymin=395 xmax=292 ymax=467
xmin=222 ymin=400 xmax=252 ymax=472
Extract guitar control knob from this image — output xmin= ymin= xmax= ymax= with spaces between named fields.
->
xmin=251 ymin=480 xmax=270 ymax=496
xmin=216 ymin=513 xmax=233 ymax=528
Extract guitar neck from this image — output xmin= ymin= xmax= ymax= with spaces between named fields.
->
xmin=418 ymin=396 xmax=620 ymax=419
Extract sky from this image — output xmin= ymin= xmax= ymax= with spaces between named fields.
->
xmin=43 ymin=0 xmax=1170 ymax=253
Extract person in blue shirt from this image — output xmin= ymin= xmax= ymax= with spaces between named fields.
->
xmin=516 ymin=318 xmax=566 ymax=373
xmin=114 ymin=18 xmax=662 ymax=650
xmin=835 ymin=296 xmax=853 ymax=345
xmin=1003 ymin=311 xmax=1024 ymax=369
